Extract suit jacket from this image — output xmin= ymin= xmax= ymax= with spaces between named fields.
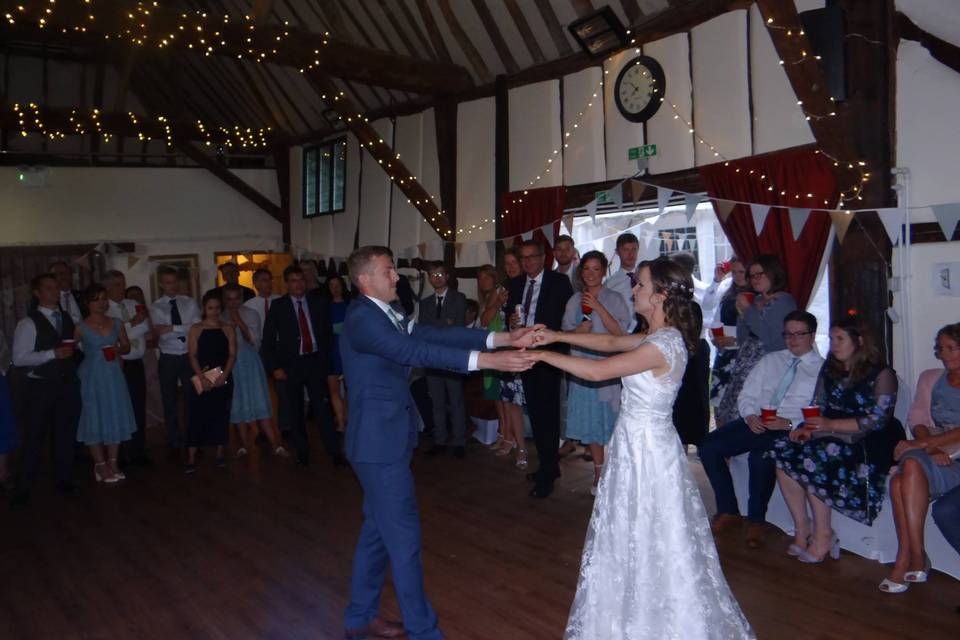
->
xmin=341 ymin=296 xmax=488 ymax=464
xmin=418 ymin=289 xmax=467 ymax=328
xmin=260 ymin=291 xmax=333 ymax=375
xmin=506 ymin=270 xmax=573 ymax=334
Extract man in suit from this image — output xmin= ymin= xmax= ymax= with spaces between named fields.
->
xmin=418 ymin=262 xmax=469 ymax=459
xmin=340 ymin=246 xmax=536 ymax=640
xmin=10 ymin=273 xmax=82 ymax=506
xmin=204 ymin=261 xmax=256 ymax=302
xmin=507 ymin=240 xmax=574 ymax=499
xmin=243 ymin=267 xmax=279 ymax=343
xmin=261 ymin=264 xmax=341 ymax=466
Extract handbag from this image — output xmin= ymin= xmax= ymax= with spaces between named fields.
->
xmin=191 ymin=367 xmax=224 ymax=394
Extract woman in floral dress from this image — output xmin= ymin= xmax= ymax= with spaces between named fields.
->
xmin=770 ymin=319 xmax=902 ymax=563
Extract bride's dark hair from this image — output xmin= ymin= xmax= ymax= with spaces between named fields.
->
xmin=634 ymin=257 xmax=701 ymax=354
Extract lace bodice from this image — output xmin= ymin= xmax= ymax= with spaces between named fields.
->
xmin=619 ymin=327 xmax=688 ymax=422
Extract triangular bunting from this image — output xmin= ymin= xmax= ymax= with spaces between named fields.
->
xmin=750 ymin=204 xmax=771 ymax=235
xmin=417 ymin=242 xmax=427 ymax=258
xmin=562 ymin=214 xmax=574 ymax=234
xmin=643 ymin=231 xmax=659 ymax=253
xmin=586 ymin=200 xmax=598 ymax=224
xmin=877 ymin=207 xmax=906 ymax=245
xmin=684 ymin=193 xmax=702 ymax=223
xmin=932 ymin=203 xmax=960 ymax=241
xmin=830 ymin=211 xmax=855 ymax=245
xmin=607 ymin=184 xmax=624 ymax=207
xmin=127 ymin=255 xmax=140 ymax=269
xmin=788 ymin=208 xmax=812 ymax=241
xmin=540 ymin=223 xmax=555 ymax=247
xmin=627 ymin=179 xmax=647 ymax=202
xmin=485 ymin=241 xmax=497 ymax=263
xmin=713 ymin=199 xmax=736 ymax=222
xmin=502 ymin=237 xmax=514 ymax=249
xmin=657 ymin=187 xmax=673 ymax=215
xmin=521 ymin=230 xmax=533 ymax=242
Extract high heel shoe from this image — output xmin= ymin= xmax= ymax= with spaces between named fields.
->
xmin=515 ymin=448 xmax=528 ymax=470
xmin=108 ymin=459 xmax=126 ymax=480
xmin=94 ymin=463 xmax=119 ymax=484
xmin=787 ymin=535 xmax=813 ymax=557
xmin=878 ymin=578 xmax=909 ymax=593
xmin=488 ymin=435 xmax=505 ymax=450
xmin=797 ymin=531 xmax=840 ymax=563
xmin=495 ymin=440 xmax=516 ymax=457
xmin=904 ymin=554 xmax=932 ymax=583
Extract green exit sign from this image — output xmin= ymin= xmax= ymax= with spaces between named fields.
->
xmin=595 ymin=190 xmax=611 ymax=204
xmin=628 ymin=144 xmax=657 ymax=160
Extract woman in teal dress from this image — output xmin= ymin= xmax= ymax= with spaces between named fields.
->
xmin=560 ymin=251 xmax=632 ymax=496
xmin=75 ymin=284 xmax=136 ymax=484
xmin=771 ymin=319 xmax=902 ymax=563
xmin=326 ymin=275 xmax=350 ymax=434
xmin=222 ymin=284 xmax=287 ymax=458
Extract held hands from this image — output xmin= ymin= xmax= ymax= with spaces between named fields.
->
xmin=532 ymin=328 xmax=559 ymax=347
xmin=477 ymin=350 xmax=536 ymax=373
xmin=508 ymin=324 xmax=544 ymax=349
xmin=200 ymin=375 xmax=215 ymax=391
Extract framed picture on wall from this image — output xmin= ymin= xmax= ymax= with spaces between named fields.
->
xmin=147 ymin=254 xmax=200 ymax=301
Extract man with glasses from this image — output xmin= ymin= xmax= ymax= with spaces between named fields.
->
xmin=418 ymin=262 xmax=469 ymax=458
xmin=506 ymin=240 xmax=574 ymax=498
xmin=700 ymin=310 xmax=823 ymax=549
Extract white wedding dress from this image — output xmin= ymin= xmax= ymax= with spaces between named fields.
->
xmin=565 ymin=328 xmax=755 ymax=639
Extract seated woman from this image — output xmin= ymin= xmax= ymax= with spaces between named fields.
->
xmin=770 ymin=319 xmax=900 ymax=563
xmin=881 ymin=322 xmax=960 ymax=593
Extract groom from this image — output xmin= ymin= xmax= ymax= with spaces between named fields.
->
xmin=341 ymin=246 xmax=537 ymax=639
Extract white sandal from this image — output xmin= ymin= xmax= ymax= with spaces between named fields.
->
xmin=904 ymin=555 xmax=931 ymax=583
xmin=878 ymin=578 xmax=909 ymax=593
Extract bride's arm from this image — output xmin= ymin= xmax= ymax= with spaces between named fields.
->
xmin=536 ymin=328 xmax=646 ymax=353
xmin=530 ymin=341 xmax=667 ymax=381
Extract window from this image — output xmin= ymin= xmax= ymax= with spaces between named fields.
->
xmin=303 ymin=137 xmax=346 ymax=217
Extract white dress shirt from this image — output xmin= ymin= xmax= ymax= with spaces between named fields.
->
xmin=150 ymin=295 xmax=200 ymax=356
xmin=106 ymin=298 xmax=149 ymax=360
xmin=603 ymin=268 xmax=637 ymax=332
xmin=364 ymin=295 xmax=495 ymax=371
xmin=738 ymin=347 xmax=824 ymax=426
xmin=519 ymin=270 xmax=544 ymax=327
xmin=59 ymin=289 xmax=83 ymax=324
xmin=242 ymin=294 xmax=279 ymax=341
xmin=12 ymin=306 xmax=62 ymax=374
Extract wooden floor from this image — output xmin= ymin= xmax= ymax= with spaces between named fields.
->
xmin=2 ymin=433 xmax=959 ymax=640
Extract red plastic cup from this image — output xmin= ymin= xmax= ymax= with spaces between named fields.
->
xmin=802 ymin=406 xmax=821 ymax=420
xmin=721 ymin=261 xmax=732 ymax=273
xmin=135 ymin=304 xmax=146 ymax=314
xmin=60 ymin=339 xmax=76 ymax=355
xmin=581 ymin=302 xmax=593 ymax=316
xmin=102 ymin=345 xmax=117 ymax=362
xmin=710 ymin=326 xmax=724 ymax=338
xmin=742 ymin=292 xmax=756 ymax=305
xmin=761 ymin=406 xmax=777 ymax=422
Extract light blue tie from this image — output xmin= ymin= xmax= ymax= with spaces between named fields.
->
xmin=388 ymin=308 xmax=406 ymax=334
xmin=51 ymin=310 xmax=62 ymax=334
xmin=769 ymin=357 xmax=801 ymax=408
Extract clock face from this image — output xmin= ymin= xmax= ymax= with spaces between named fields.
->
xmin=614 ymin=56 xmax=665 ymax=123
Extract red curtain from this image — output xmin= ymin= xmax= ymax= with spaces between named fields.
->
xmin=699 ymin=147 xmax=839 ymax=309
xmin=499 ymin=186 xmax=566 ymax=269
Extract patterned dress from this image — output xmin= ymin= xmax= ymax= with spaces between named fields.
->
xmin=769 ymin=365 xmax=900 ymax=525
xmin=709 ymin=288 xmax=744 ymax=407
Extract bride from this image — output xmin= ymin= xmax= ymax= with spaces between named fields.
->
xmin=526 ymin=257 xmax=754 ymax=639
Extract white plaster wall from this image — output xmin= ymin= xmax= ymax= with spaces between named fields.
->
xmin=456 ymin=97 xmax=496 ymax=262
xmin=508 ymin=80 xmax=563 ymax=190
xmin=358 ymin=119 xmax=395 ymax=248
xmin=563 ymin=67 xmax=607 ymax=186
xmin=604 ymin=49 xmax=646 ymax=180
xmin=644 ymin=34 xmax=696 ymax=174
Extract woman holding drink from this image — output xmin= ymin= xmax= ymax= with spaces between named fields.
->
xmin=74 ymin=284 xmax=136 ymax=484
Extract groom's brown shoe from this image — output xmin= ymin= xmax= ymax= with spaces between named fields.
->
xmin=344 ymin=616 xmax=406 ymax=638
xmin=710 ymin=513 xmax=744 ymax=535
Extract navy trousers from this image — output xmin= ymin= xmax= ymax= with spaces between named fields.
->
xmin=345 ymin=457 xmax=442 ymax=640
xmin=700 ymin=418 xmax=785 ymax=523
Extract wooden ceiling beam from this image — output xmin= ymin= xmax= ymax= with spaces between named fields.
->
xmin=896 ymin=11 xmax=960 ymax=75
xmin=309 ymin=74 xmax=454 ymax=240
xmin=394 ymin=0 xmax=437 ymax=60
xmin=622 ymin=0 xmax=644 ymax=25
xmin=436 ymin=0 xmax=492 ymax=83
xmin=534 ymin=0 xmax=574 ymax=56
xmin=4 ymin=1 xmax=472 ymax=94
xmin=470 ymin=0 xmax=519 ymax=74
xmin=414 ymin=0 xmax=454 ymax=63
xmin=504 ymin=0 xmax=546 ymax=64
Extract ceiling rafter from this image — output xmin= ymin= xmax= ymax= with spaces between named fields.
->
xmin=570 ymin=0 xmax=597 ymax=18
xmin=533 ymin=0 xmax=574 ymax=56
xmin=622 ymin=0 xmax=643 ymax=24
xmin=394 ymin=0 xmax=437 ymax=60
xmin=436 ymin=0 xmax=493 ymax=83
xmin=414 ymin=0 xmax=454 ymax=63
xmin=373 ymin=0 xmax=421 ymax=59
xmin=503 ymin=0 xmax=546 ymax=65
xmin=470 ymin=0 xmax=519 ymax=75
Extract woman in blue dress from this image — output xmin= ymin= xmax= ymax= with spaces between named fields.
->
xmin=75 ymin=284 xmax=137 ymax=484
xmin=326 ymin=274 xmax=350 ymax=434
xmin=561 ymin=251 xmax=632 ymax=496
xmin=0 ymin=330 xmax=17 ymax=490
xmin=221 ymin=284 xmax=287 ymax=458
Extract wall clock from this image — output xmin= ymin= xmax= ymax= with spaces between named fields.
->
xmin=614 ymin=55 xmax=666 ymax=123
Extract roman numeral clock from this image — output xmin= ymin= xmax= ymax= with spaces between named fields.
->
xmin=614 ymin=55 xmax=666 ymax=124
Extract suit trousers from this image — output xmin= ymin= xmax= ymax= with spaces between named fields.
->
xmin=522 ymin=363 xmax=563 ymax=481
xmin=121 ymin=358 xmax=147 ymax=459
xmin=17 ymin=376 xmax=80 ymax=491
xmin=699 ymin=418 xmax=786 ymax=523
xmin=158 ymin=353 xmax=193 ymax=448
xmin=275 ymin=353 xmax=337 ymax=462
xmin=345 ymin=457 xmax=442 ymax=640
xmin=425 ymin=371 xmax=466 ymax=447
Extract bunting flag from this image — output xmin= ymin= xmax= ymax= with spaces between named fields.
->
xmin=607 ymin=184 xmax=624 ymax=207
xmin=662 ymin=231 xmax=675 ymax=252
xmin=502 ymin=237 xmax=514 ymax=249
xmin=643 ymin=213 xmax=661 ymax=227
xmin=932 ymin=203 xmax=960 ymax=241
xmin=627 ymin=179 xmax=647 ymax=202
xmin=684 ymin=193 xmax=701 ymax=223
xmin=788 ymin=208 xmax=812 ymax=241
xmin=562 ymin=214 xmax=574 ymax=235
xmin=877 ymin=207 xmax=906 ymax=245
xmin=713 ymin=199 xmax=736 ymax=222
xmin=485 ymin=241 xmax=497 ymax=264
xmin=586 ymin=199 xmax=598 ymax=224
xmin=540 ymin=222 xmax=556 ymax=247
xmin=127 ymin=254 xmax=141 ymax=269
xmin=417 ymin=242 xmax=427 ymax=258
xmin=657 ymin=187 xmax=673 ymax=215
xmin=520 ymin=230 xmax=533 ymax=242
xmin=750 ymin=204 xmax=771 ymax=236
xmin=643 ymin=230 xmax=660 ymax=253
xmin=428 ymin=239 xmax=444 ymax=260
xmin=830 ymin=210 xmax=855 ymax=245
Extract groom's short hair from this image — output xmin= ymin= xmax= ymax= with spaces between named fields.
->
xmin=348 ymin=245 xmax=394 ymax=284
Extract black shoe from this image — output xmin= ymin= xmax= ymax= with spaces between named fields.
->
xmin=452 ymin=446 xmax=466 ymax=459
xmin=529 ymin=481 xmax=553 ymax=499
xmin=526 ymin=470 xmax=542 ymax=483
xmin=424 ymin=445 xmax=447 ymax=456
xmin=9 ymin=491 xmax=30 ymax=509
xmin=331 ymin=453 xmax=348 ymax=467
xmin=55 ymin=481 xmax=78 ymax=496
xmin=295 ymin=456 xmax=310 ymax=467
xmin=184 ymin=464 xmax=197 ymax=475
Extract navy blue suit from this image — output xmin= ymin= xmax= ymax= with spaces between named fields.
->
xmin=341 ymin=295 xmax=488 ymax=638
